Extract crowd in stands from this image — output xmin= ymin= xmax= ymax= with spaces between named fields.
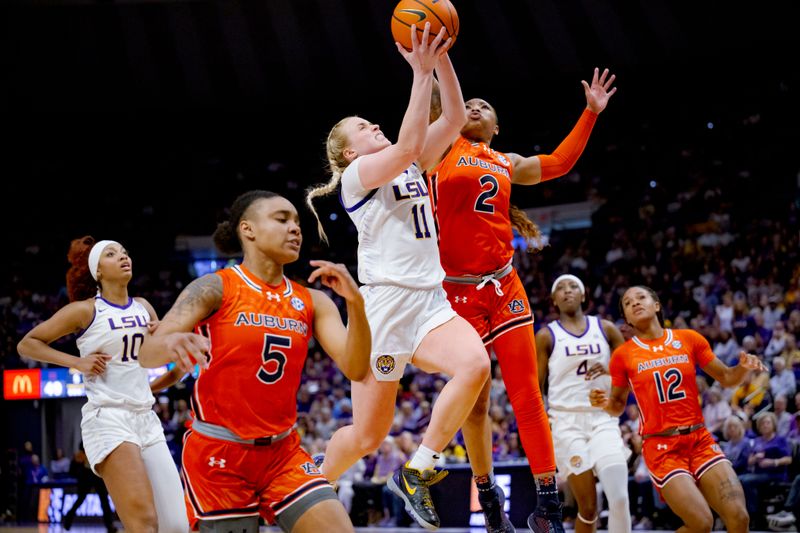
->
xmin=4 ymin=78 xmax=799 ymax=528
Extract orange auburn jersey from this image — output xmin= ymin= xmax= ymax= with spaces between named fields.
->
xmin=609 ymin=329 xmax=716 ymax=436
xmin=191 ymin=264 xmax=314 ymax=439
xmin=430 ymin=135 xmax=514 ymax=277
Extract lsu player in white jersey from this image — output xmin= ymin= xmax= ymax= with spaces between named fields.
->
xmin=18 ymin=237 xmax=188 ymax=533
xmin=305 ymin=23 xmax=490 ymax=530
xmin=535 ymin=275 xmax=631 ymax=533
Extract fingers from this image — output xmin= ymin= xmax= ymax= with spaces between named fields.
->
xmin=603 ymin=73 xmax=616 ymax=91
xmin=420 ymin=22 xmax=431 ymax=51
xmin=591 ymin=67 xmax=599 ymax=85
xmin=429 ymin=26 xmax=446 ymax=52
xmin=410 ymin=23 xmax=420 ymax=51
xmin=598 ymin=67 xmax=609 ymax=86
xmin=147 ymin=320 xmax=159 ymax=333
xmin=581 ymin=80 xmax=590 ymax=93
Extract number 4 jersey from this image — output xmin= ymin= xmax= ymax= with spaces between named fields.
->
xmin=76 ymin=296 xmax=155 ymax=410
xmin=609 ymin=329 xmax=716 ymax=436
xmin=192 ymin=264 xmax=315 ymax=439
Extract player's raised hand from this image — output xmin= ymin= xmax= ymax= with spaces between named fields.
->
xmin=589 ymin=388 xmax=609 ymax=408
xmin=396 ymin=22 xmax=451 ymax=74
xmin=738 ymin=351 xmax=767 ymax=372
xmin=582 ymin=67 xmax=617 ymax=114
xmin=308 ymin=260 xmax=361 ymax=302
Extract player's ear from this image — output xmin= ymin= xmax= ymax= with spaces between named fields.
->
xmin=239 ymin=219 xmax=255 ymax=242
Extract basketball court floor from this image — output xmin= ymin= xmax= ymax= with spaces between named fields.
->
xmin=0 ymin=525 xmax=775 ymax=533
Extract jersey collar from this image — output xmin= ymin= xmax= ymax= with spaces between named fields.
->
xmin=632 ymin=329 xmax=673 ymax=351
xmin=231 ymin=264 xmax=293 ymax=298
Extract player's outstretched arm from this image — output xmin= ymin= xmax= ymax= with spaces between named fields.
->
xmin=308 ymin=260 xmax=371 ymax=382
xmin=418 ymin=52 xmax=467 ymax=171
xmin=702 ymin=351 xmax=767 ymax=388
xmin=509 ymin=67 xmax=617 ymax=186
xmin=357 ymin=23 xmax=449 ymax=190
xmin=138 ymin=275 xmax=218 ymax=372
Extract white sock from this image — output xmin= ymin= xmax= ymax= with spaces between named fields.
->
xmin=407 ymin=445 xmax=440 ymax=472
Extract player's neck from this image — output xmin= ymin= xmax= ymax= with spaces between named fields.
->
xmin=559 ymin=312 xmax=586 ymax=334
xmin=241 ymin=257 xmax=284 ymax=286
xmin=99 ymin=284 xmax=129 ymax=306
xmin=634 ymin=322 xmax=664 ymax=341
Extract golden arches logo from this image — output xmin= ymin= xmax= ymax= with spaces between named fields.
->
xmin=13 ymin=374 xmax=33 ymax=395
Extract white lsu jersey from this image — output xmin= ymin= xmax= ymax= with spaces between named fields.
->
xmin=546 ymin=315 xmax=610 ymax=412
xmin=76 ymin=297 xmax=155 ymax=410
xmin=341 ymin=157 xmax=445 ymax=289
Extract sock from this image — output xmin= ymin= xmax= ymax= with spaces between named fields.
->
xmin=407 ymin=445 xmax=440 ymax=472
xmin=474 ymin=471 xmax=496 ymax=493
xmin=535 ymin=474 xmax=560 ymax=511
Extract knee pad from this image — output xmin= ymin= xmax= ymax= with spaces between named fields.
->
xmin=199 ymin=516 xmax=260 ymax=533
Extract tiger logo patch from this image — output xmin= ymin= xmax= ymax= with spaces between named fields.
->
xmin=375 ymin=355 xmax=396 ymax=375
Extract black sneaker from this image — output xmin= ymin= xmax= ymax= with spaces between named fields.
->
xmin=478 ymin=484 xmax=515 ymax=532
xmin=527 ymin=504 xmax=565 ymax=533
xmin=387 ymin=463 xmax=448 ymax=530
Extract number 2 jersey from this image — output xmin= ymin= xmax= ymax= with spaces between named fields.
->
xmin=192 ymin=264 xmax=314 ymax=439
xmin=341 ymin=157 xmax=445 ymax=289
xmin=429 ymin=135 xmax=514 ymax=277
xmin=609 ymin=329 xmax=715 ymax=436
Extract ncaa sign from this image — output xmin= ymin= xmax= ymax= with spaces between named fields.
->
xmin=4 ymin=369 xmax=41 ymax=400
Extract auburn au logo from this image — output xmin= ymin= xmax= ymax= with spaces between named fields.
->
xmin=507 ymin=299 xmax=525 ymax=314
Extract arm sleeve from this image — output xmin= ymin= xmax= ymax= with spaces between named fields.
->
xmin=609 ymin=347 xmax=628 ymax=388
xmin=538 ymin=109 xmax=598 ymax=181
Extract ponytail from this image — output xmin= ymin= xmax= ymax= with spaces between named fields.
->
xmin=509 ymin=204 xmax=544 ymax=253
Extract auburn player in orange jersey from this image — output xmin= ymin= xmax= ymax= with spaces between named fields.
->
xmin=138 ymin=190 xmax=370 ymax=533
xmin=590 ymin=286 xmax=764 ymax=533
xmin=427 ymin=68 xmax=616 ymax=533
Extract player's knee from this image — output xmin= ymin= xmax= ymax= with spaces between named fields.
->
xmin=355 ymin=432 xmax=385 ymax=454
xmin=720 ymin=503 xmax=749 ymax=532
xmin=127 ymin=504 xmax=158 ymax=533
xmin=577 ymin=499 xmax=597 ymax=520
xmin=459 ymin=353 xmax=490 ymax=384
xmin=685 ymin=507 xmax=714 ymax=532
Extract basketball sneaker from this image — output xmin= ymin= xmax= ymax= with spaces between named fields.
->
xmin=387 ymin=463 xmax=448 ymax=530
xmin=527 ymin=502 xmax=565 ymax=533
xmin=478 ymin=484 xmax=515 ymax=532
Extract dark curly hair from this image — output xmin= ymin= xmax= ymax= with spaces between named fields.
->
xmin=66 ymin=236 xmax=99 ymax=302
xmin=213 ymin=190 xmax=280 ymax=254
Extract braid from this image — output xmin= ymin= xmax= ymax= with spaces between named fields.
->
xmin=509 ymin=204 xmax=544 ymax=253
xmin=307 ymin=116 xmax=353 ymax=244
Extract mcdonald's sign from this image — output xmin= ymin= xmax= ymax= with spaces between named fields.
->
xmin=3 ymin=369 xmax=41 ymax=400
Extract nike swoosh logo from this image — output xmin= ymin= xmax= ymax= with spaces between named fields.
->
xmin=398 ymin=9 xmax=426 ymax=23
xmin=402 ymin=473 xmax=417 ymax=495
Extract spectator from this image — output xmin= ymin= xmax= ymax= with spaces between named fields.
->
xmin=765 ymin=321 xmax=789 ymax=359
xmin=730 ymin=370 xmax=768 ymax=409
xmin=703 ymin=387 xmax=732 ymax=438
xmin=713 ymin=329 xmax=740 ymax=366
xmin=774 ymin=395 xmax=793 ymax=438
xmin=722 ymin=415 xmax=752 ymax=475
xmin=50 ymin=448 xmax=71 ymax=477
xmin=771 ymin=356 xmax=796 ymax=400
xmin=740 ymin=413 xmax=793 ymax=528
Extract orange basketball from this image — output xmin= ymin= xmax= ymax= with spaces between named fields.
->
xmin=391 ymin=0 xmax=459 ymax=51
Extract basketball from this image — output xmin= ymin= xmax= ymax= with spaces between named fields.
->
xmin=391 ymin=0 xmax=459 ymax=51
